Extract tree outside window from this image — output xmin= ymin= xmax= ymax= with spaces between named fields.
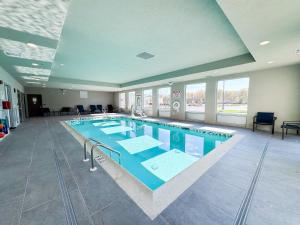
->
xmin=185 ymin=83 xmax=206 ymax=113
xmin=217 ymin=78 xmax=249 ymax=114
xmin=158 ymin=87 xmax=171 ymax=109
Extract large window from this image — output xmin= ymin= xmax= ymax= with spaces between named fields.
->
xmin=143 ymin=89 xmax=152 ymax=109
xmin=128 ymin=91 xmax=135 ymax=110
xmin=158 ymin=87 xmax=171 ymax=109
xmin=217 ymin=78 xmax=249 ymax=114
xmin=185 ymin=83 xmax=206 ymax=113
xmin=119 ymin=92 xmax=126 ymax=109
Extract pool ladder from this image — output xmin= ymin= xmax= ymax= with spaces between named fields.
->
xmin=83 ymin=138 xmax=121 ymax=172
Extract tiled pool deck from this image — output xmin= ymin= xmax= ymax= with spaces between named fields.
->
xmin=0 ymin=115 xmax=299 ymax=225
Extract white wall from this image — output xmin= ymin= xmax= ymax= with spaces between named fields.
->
xmin=0 ymin=66 xmax=24 ymax=126
xmin=247 ymin=65 xmax=300 ymax=131
xmin=26 ymin=87 xmax=114 ymax=111
xmin=116 ymin=64 xmax=300 ymax=132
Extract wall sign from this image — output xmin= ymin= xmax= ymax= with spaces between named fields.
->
xmin=80 ymin=90 xmax=88 ymax=99
xmin=172 ymin=90 xmax=181 ymax=98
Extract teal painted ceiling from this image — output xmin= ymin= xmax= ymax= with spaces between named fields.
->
xmin=1 ymin=0 xmax=299 ymax=90
xmin=0 ymin=0 xmax=70 ymax=86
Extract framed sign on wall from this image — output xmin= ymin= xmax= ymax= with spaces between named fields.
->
xmin=80 ymin=90 xmax=88 ymax=99
xmin=172 ymin=90 xmax=181 ymax=98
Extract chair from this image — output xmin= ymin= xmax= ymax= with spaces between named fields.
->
xmin=60 ymin=107 xmax=71 ymax=115
xmin=41 ymin=108 xmax=50 ymax=116
xmin=76 ymin=105 xmax=86 ymax=114
xmin=253 ymin=112 xmax=277 ymax=134
xmin=90 ymin=105 xmax=97 ymax=113
xmin=107 ymin=104 xmax=113 ymax=113
xmin=97 ymin=105 xmax=103 ymax=113
xmin=281 ymin=121 xmax=300 ymax=139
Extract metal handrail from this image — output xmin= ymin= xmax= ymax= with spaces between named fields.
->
xmin=77 ymin=110 xmax=82 ymax=121
xmin=83 ymin=139 xmax=90 ymax=162
xmin=83 ymin=138 xmax=121 ymax=172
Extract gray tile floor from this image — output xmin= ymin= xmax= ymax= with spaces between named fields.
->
xmin=0 ymin=116 xmax=299 ymax=225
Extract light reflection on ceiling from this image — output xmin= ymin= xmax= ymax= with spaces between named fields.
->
xmin=21 ymin=75 xmax=49 ymax=81
xmin=26 ymin=81 xmax=42 ymax=84
xmin=0 ymin=0 xmax=71 ymax=40
xmin=0 ymin=38 xmax=56 ymax=62
xmin=0 ymin=0 xmax=71 ymax=85
xmin=15 ymin=66 xmax=51 ymax=76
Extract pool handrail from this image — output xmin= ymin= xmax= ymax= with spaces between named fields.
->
xmin=83 ymin=138 xmax=121 ymax=171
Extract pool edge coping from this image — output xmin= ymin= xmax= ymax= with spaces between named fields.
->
xmin=61 ymin=117 xmax=243 ymax=220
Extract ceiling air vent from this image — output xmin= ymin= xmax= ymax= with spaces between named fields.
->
xmin=136 ymin=52 xmax=154 ymax=59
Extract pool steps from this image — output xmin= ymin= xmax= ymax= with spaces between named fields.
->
xmin=82 ymin=137 xmax=121 ymax=172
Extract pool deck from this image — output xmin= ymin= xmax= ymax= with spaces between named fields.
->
xmin=1 ymin=115 xmax=300 ymax=225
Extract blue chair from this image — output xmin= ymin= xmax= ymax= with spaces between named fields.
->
xmin=76 ymin=105 xmax=85 ymax=114
xmin=253 ymin=112 xmax=277 ymax=134
xmin=97 ymin=105 xmax=103 ymax=113
xmin=107 ymin=104 xmax=113 ymax=113
xmin=90 ymin=105 xmax=97 ymax=113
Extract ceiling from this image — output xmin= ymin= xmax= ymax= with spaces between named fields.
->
xmin=0 ymin=0 xmax=299 ymax=91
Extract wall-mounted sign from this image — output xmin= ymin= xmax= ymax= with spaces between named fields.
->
xmin=172 ymin=90 xmax=181 ymax=98
xmin=80 ymin=90 xmax=88 ymax=99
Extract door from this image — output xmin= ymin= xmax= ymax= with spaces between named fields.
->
xmin=27 ymin=94 xmax=43 ymax=117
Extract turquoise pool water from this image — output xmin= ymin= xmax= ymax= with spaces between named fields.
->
xmin=67 ymin=117 xmax=231 ymax=190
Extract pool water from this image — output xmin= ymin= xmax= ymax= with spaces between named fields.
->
xmin=67 ymin=117 xmax=231 ymax=190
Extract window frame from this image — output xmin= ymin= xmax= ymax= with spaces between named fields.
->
xmin=216 ymin=77 xmax=250 ymax=115
xmin=119 ymin=92 xmax=126 ymax=109
xmin=143 ymin=89 xmax=153 ymax=110
xmin=185 ymin=82 xmax=206 ymax=113
xmin=127 ymin=91 xmax=135 ymax=110
xmin=158 ymin=87 xmax=171 ymax=110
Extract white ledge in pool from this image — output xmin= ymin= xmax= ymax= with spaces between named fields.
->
xmin=62 ymin=116 xmax=242 ymax=219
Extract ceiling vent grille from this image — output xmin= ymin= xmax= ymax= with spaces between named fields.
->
xmin=136 ymin=52 xmax=154 ymax=59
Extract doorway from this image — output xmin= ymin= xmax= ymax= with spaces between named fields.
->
xmin=18 ymin=90 xmax=26 ymax=121
xmin=27 ymin=94 xmax=43 ymax=117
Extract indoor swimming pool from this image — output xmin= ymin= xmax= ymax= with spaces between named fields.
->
xmin=66 ymin=117 xmax=232 ymax=190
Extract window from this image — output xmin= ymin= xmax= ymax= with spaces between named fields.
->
xmin=185 ymin=83 xmax=206 ymax=113
xmin=158 ymin=87 xmax=171 ymax=109
xmin=119 ymin=92 xmax=126 ymax=109
xmin=143 ymin=89 xmax=152 ymax=109
xmin=217 ymin=77 xmax=249 ymax=114
xmin=128 ymin=91 xmax=135 ymax=110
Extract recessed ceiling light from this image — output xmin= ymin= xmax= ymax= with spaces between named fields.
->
xmin=26 ymin=43 xmax=38 ymax=48
xmin=259 ymin=41 xmax=270 ymax=46
xmin=15 ymin=66 xmax=51 ymax=76
xmin=60 ymin=63 xmax=64 ymax=66
xmin=32 ymin=63 xmax=39 ymax=66
xmin=26 ymin=81 xmax=41 ymax=84
xmin=267 ymin=61 xmax=274 ymax=64
xmin=22 ymin=76 xmax=49 ymax=81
